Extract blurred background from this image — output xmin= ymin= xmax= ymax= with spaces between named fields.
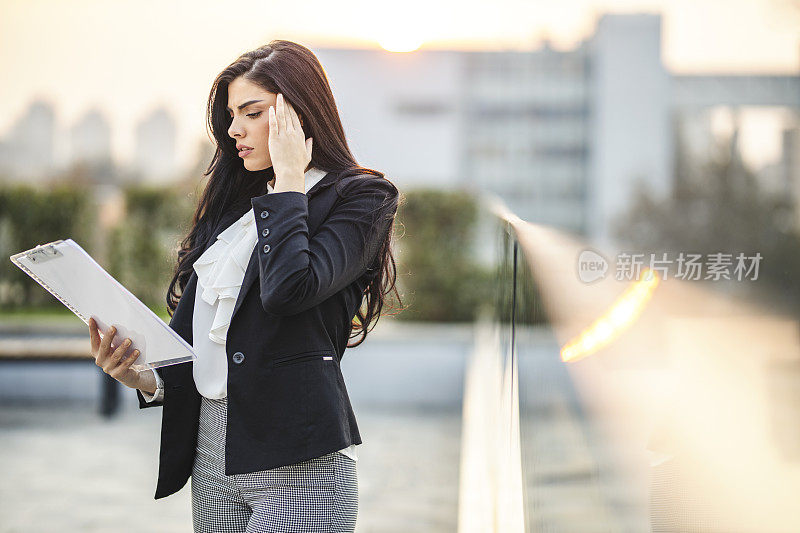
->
xmin=1 ymin=0 xmax=799 ymax=531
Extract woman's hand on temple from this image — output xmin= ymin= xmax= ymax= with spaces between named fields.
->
xmin=268 ymin=93 xmax=312 ymax=190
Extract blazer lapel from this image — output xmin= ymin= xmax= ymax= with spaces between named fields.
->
xmin=230 ymin=170 xmax=338 ymax=321
xmin=168 ymin=269 xmax=197 ymax=345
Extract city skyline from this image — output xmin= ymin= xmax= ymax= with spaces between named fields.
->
xmin=3 ymin=11 xmax=797 ymax=252
xmin=1 ymin=0 xmax=798 ymax=169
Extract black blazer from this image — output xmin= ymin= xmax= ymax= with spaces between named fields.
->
xmin=135 ymin=169 xmax=399 ymax=500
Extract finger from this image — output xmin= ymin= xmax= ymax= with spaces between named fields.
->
xmin=112 ymin=345 xmax=138 ymax=376
xmin=89 ymin=318 xmax=100 ymax=353
xmin=292 ymin=108 xmax=303 ymax=134
xmin=113 ymin=338 xmax=132 ymax=362
xmin=281 ymin=95 xmax=292 ymax=131
xmin=98 ymin=325 xmax=116 ymax=364
xmin=269 ymin=105 xmax=277 ymax=134
xmin=105 ymin=337 xmax=132 ymax=373
xmin=123 ymin=350 xmax=141 ymax=368
xmin=286 ymin=99 xmax=299 ymax=132
xmin=286 ymin=96 xmax=302 ymax=131
xmin=277 ymin=93 xmax=287 ymax=132
xmin=276 ymin=94 xmax=283 ymax=132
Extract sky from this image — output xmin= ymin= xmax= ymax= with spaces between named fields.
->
xmin=1 ymin=0 xmax=798 ymax=169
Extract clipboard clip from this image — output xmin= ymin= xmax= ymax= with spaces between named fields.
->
xmin=26 ymin=243 xmax=63 ymax=264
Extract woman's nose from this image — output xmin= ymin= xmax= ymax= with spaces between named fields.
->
xmin=228 ymin=119 xmax=243 ymax=138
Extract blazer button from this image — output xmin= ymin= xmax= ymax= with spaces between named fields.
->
xmin=232 ymin=351 xmax=245 ymax=364
xmin=263 ymin=244 xmax=271 ymax=253
xmin=260 ymin=210 xmax=269 ymax=219
xmin=262 ymin=228 xmax=269 ymax=237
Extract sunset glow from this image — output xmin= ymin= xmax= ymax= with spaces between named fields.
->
xmin=560 ymin=267 xmax=661 ymax=363
xmin=378 ymin=37 xmax=424 ymax=53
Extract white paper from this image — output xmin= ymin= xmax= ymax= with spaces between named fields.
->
xmin=10 ymin=238 xmax=196 ymax=369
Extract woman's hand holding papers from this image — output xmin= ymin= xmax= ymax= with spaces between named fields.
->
xmin=89 ymin=317 xmax=143 ymax=390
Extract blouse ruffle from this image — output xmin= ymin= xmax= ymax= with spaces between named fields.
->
xmin=192 ymin=209 xmax=257 ymax=345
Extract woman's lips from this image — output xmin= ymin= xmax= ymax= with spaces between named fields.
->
xmin=239 ymin=149 xmax=254 ymax=158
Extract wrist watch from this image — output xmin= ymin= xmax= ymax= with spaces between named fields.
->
xmin=142 ymin=368 xmax=164 ymax=403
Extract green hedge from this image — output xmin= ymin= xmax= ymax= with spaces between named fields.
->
xmin=106 ymin=185 xmax=194 ymax=313
xmin=2 ymin=182 xmax=499 ymax=322
xmin=0 ymin=184 xmax=95 ymax=309
xmin=391 ymin=189 xmax=494 ymax=322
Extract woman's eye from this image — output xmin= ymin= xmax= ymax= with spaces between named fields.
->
xmin=228 ymin=112 xmax=262 ymax=119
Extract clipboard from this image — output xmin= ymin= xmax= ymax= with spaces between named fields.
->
xmin=9 ymin=238 xmax=196 ymax=370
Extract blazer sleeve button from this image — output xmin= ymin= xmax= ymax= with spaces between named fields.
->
xmin=232 ymin=351 xmax=245 ymax=364
xmin=263 ymin=244 xmax=271 ymax=253
xmin=262 ymin=228 xmax=269 ymax=237
xmin=260 ymin=210 xmax=269 ymax=219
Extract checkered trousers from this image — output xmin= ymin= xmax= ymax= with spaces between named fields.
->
xmin=191 ymin=395 xmax=358 ymax=532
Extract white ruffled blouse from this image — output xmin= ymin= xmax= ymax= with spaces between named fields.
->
xmin=144 ymin=166 xmax=357 ymax=462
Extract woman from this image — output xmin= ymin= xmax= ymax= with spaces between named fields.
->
xmin=89 ymin=40 xmax=402 ymax=532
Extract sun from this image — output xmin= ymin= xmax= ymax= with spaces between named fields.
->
xmin=378 ymin=36 xmax=423 ymax=53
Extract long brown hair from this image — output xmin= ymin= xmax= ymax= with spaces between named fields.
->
xmin=166 ymin=40 xmax=402 ymax=347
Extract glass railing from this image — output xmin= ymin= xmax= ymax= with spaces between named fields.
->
xmin=459 ymin=194 xmax=800 ymax=532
